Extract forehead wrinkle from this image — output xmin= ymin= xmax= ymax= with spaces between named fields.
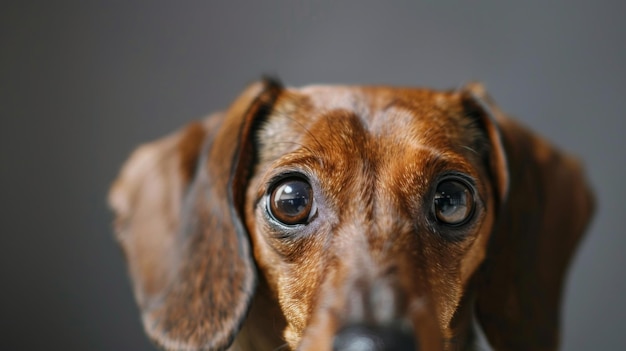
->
xmin=378 ymin=144 xmax=441 ymax=192
xmin=371 ymin=104 xmax=451 ymax=143
xmin=297 ymin=86 xmax=371 ymax=118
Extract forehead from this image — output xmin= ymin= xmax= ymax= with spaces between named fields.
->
xmin=298 ymin=84 xmax=456 ymax=126
xmin=259 ymin=85 xmax=479 ymax=164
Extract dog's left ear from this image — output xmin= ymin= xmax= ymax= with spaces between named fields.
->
xmin=460 ymin=84 xmax=595 ymax=350
xmin=109 ymin=79 xmax=283 ymax=350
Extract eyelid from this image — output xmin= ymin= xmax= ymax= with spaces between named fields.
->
xmin=436 ymin=172 xmax=478 ymax=188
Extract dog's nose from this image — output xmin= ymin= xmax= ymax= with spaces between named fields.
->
xmin=332 ymin=323 xmax=417 ymax=351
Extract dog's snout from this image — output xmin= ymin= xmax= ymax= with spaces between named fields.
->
xmin=332 ymin=323 xmax=417 ymax=351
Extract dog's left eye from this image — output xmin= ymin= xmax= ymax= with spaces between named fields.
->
xmin=268 ymin=178 xmax=315 ymax=226
xmin=433 ymin=179 xmax=475 ymax=226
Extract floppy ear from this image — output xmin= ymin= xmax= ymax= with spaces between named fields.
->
xmin=462 ymin=84 xmax=595 ymax=350
xmin=109 ymin=79 xmax=283 ymax=351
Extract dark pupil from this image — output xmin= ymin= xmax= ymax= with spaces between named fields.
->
xmin=434 ymin=180 xmax=472 ymax=225
xmin=271 ymin=179 xmax=312 ymax=224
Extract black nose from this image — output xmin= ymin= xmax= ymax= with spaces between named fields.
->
xmin=332 ymin=323 xmax=417 ymax=351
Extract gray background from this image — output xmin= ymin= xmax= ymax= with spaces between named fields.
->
xmin=2 ymin=1 xmax=624 ymax=350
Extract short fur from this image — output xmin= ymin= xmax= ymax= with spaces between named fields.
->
xmin=109 ymin=79 xmax=594 ymax=351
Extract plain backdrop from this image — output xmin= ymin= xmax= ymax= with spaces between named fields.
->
xmin=1 ymin=1 xmax=624 ymax=350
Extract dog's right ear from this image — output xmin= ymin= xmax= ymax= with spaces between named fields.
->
xmin=109 ymin=79 xmax=283 ymax=351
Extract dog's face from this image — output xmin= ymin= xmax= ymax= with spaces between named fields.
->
xmin=246 ymin=86 xmax=499 ymax=348
xmin=110 ymin=80 xmax=593 ymax=351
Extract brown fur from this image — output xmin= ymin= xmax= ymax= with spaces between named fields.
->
xmin=109 ymin=79 xmax=594 ymax=351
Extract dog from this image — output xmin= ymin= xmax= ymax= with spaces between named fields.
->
xmin=109 ymin=78 xmax=594 ymax=351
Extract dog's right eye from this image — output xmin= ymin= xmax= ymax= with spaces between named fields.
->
xmin=268 ymin=178 xmax=315 ymax=226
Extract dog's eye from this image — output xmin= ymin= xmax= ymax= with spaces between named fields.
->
xmin=433 ymin=180 xmax=475 ymax=226
xmin=268 ymin=178 xmax=314 ymax=225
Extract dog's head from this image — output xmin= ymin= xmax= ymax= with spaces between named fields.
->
xmin=109 ymin=79 xmax=594 ymax=351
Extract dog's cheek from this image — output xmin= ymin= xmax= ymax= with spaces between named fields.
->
xmin=246 ymin=208 xmax=281 ymax=289
xmin=276 ymin=241 xmax=326 ymax=325
xmin=428 ymin=235 xmax=488 ymax=331
xmin=245 ymin=201 xmax=324 ymax=342
xmin=459 ymin=211 xmax=494 ymax=287
xmin=403 ymin=232 xmax=466 ymax=330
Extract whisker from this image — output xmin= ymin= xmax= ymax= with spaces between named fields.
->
xmin=460 ymin=145 xmax=479 ymax=155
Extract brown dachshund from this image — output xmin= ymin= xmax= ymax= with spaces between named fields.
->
xmin=109 ymin=78 xmax=594 ymax=351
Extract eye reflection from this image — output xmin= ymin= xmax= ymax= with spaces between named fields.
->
xmin=269 ymin=178 xmax=314 ymax=225
xmin=433 ymin=180 xmax=474 ymax=225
